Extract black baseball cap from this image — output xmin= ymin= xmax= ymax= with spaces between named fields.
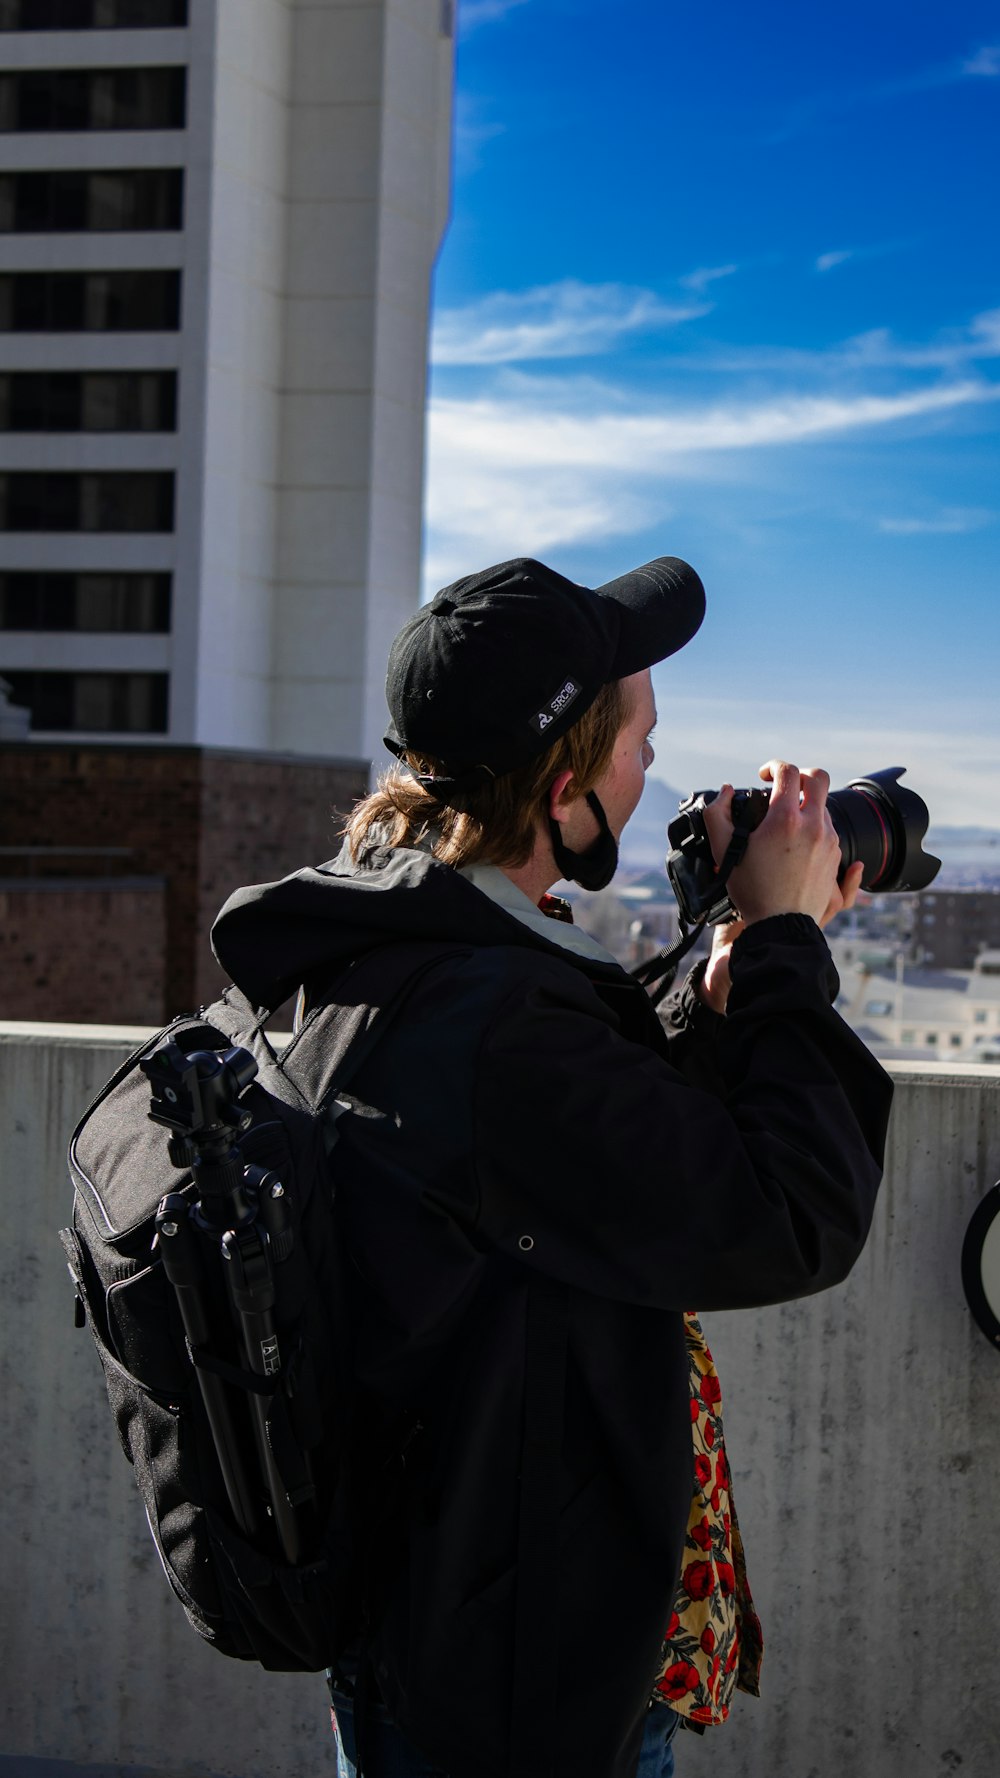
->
xmin=384 ymin=555 xmax=705 ymax=793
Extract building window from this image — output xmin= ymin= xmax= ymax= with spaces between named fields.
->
xmin=902 ymin=1030 xmax=915 ymax=1043
xmin=0 ymin=371 xmax=177 ymax=431
xmin=0 ymin=571 xmax=170 ymax=631
xmin=975 ymin=1010 xmax=988 ymax=1023
xmin=925 ymin=1032 xmax=938 ymax=1045
xmin=950 ymin=1034 xmax=963 ymax=1047
xmin=0 ymin=668 xmax=168 ymax=733
xmin=0 ymin=471 xmax=174 ymax=531
xmin=0 ymin=269 xmax=180 ymax=332
xmin=0 ymin=168 xmax=183 ymax=232
xmin=0 ymin=1 xmax=188 ymax=28
xmin=0 ymin=67 xmax=186 ymax=132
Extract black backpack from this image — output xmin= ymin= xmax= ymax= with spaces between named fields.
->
xmin=59 ymin=943 xmax=450 ymax=1674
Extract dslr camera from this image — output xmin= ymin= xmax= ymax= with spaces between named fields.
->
xmin=666 ymin=766 xmax=941 ymax=927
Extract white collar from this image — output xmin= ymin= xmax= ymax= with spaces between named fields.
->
xmin=457 ymin=860 xmax=622 ymax=969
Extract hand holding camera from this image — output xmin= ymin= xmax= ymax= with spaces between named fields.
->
xmin=703 ymin=761 xmax=861 ymax=927
xmin=698 ymin=763 xmax=866 ymax=1012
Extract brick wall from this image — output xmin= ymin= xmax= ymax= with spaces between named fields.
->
xmin=194 ymin=750 xmax=369 ymax=1008
xmin=0 ymin=881 xmax=167 ymax=1024
xmin=0 ymin=743 xmax=368 ymax=1023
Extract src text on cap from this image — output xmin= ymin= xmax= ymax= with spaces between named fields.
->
xmin=530 ymin=678 xmax=582 ymax=737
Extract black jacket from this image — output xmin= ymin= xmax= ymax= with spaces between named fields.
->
xmin=212 ymin=841 xmax=892 ymax=1778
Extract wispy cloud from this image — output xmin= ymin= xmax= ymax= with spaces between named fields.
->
xmin=452 ymin=93 xmax=506 ymax=173
xmin=425 ymin=375 xmax=999 ymax=586
xmin=432 ymin=380 xmax=996 ymax=467
xmin=705 ymin=308 xmax=1000 ymax=376
xmin=816 ymin=248 xmax=855 ymax=274
xmin=769 ymin=45 xmax=1000 ymax=142
xmin=431 ymin=281 xmax=709 ymax=365
xmin=963 ymin=44 xmax=1000 ymax=76
xmin=680 ymin=263 xmax=739 ymax=294
xmin=459 ymin=0 xmax=531 ymax=32
xmin=878 ymin=508 xmax=996 ymax=535
xmin=653 ymin=695 xmax=1000 ymax=830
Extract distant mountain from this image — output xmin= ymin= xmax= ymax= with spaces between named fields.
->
xmin=619 ymin=776 xmax=685 ymax=870
xmin=927 ymin=827 xmax=1000 ymax=848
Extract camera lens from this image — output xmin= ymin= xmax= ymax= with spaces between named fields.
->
xmin=826 ymin=767 xmax=940 ymax=892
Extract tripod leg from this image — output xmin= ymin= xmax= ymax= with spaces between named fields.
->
xmin=155 ymin=1194 xmax=260 ymax=1541
xmin=222 ymin=1219 xmax=303 ymax=1564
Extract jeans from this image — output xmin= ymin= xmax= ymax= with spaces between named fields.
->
xmin=329 ymin=1679 xmax=679 ymax=1778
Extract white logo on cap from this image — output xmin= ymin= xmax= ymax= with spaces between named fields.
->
xmin=529 ymin=677 xmax=582 ymax=737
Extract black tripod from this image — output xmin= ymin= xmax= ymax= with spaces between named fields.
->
xmin=141 ymin=1039 xmax=309 ymax=1564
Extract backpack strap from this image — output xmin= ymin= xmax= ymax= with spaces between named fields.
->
xmin=274 ymin=941 xmax=469 ymax=1114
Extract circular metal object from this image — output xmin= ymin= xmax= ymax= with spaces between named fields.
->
xmin=961 ymin=1180 xmax=1000 ymax=1350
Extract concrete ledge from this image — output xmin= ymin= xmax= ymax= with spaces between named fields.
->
xmin=2 ymin=1027 xmax=999 ymax=1775
xmin=0 ymin=1762 xmax=228 ymax=1778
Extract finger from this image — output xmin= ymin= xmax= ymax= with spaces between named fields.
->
xmin=840 ymin=860 xmax=864 ymax=909
xmin=710 ymin=915 xmax=744 ymax=952
xmin=820 ymin=861 xmax=864 ymax=928
xmin=759 ymin=759 xmax=800 ymax=809
xmin=799 ymin=767 xmax=831 ymax=812
xmin=702 ymin=784 xmax=735 ymax=868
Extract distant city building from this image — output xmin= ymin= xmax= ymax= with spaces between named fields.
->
xmin=0 ymin=2 xmax=454 ymax=1024
xmin=910 ymin=888 xmax=1000 ymax=970
xmin=827 ymin=939 xmax=1000 ymax=1065
xmin=0 ymin=0 xmax=453 ymax=759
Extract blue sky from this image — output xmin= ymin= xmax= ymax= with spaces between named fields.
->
xmin=424 ymin=0 xmax=1000 ymax=827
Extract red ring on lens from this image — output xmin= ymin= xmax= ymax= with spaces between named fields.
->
xmin=852 ymin=789 xmax=891 ymax=886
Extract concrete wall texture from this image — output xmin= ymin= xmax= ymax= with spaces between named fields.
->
xmin=1 ymin=1026 xmax=999 ymax=1778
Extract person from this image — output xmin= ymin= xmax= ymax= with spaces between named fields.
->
xmin=211 ymin=554 xmax=892 ymax=1778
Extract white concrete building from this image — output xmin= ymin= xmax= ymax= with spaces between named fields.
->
xmin=0 ymin=0 xmax=453 ymax=761
xmin=828 ymin=937 xmax=1000 ymax=1064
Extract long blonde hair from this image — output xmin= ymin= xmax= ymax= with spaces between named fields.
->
xmin=345 ymin=679 xmax=630 ymax=871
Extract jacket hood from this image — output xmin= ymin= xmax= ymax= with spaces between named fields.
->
xmin=211 ymin=839 xmax=623 ymax=1012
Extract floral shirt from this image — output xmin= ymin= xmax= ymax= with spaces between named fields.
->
xmin=651 ymin=1313 xmax=763 ymax=1729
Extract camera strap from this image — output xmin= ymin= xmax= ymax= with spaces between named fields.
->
xmin=631 ymin=824 xmax=751 ymax=1006
xmin=630 ymin=916 xmax=709 ymax=1005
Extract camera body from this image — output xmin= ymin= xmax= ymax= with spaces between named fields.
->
xmin=666 ymin=767 xmax=941 ymax=928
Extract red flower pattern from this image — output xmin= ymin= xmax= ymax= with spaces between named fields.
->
xmin=700 ymin=1373 xmax=722 ymax=1409
xmin=653 ymin=1313 xmax=763 ymax=1731
xmin=681 ymin=1559 xmax=715 ymax=1601
xmin=656 ymin=1661 xmax=701 ymax=1702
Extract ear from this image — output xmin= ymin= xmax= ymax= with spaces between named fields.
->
xmin=547 ymin=767 xmax=576 ymax=829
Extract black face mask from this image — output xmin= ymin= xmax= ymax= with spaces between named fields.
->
xmin=547 ymin=790 xmax=619 ymax=892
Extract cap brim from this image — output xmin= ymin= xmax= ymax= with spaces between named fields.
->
xmin=594 ymin=557 xmax=706 ymax=677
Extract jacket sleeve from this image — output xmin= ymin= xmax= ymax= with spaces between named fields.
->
xmin=657 ymin=957 xmax=729 ymax=1095
xmin=471 ymin=914 xmax=893 ymax=1313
